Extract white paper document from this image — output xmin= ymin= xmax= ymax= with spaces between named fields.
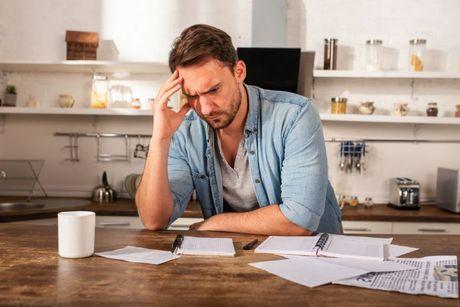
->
xmin=285 ymin=256 xmax=417 ymax=273
xmin=250 ymin=256 xmax=416 ymax=288
xmin=95 ymin=246 xmax=180 ymax=265
xmin=177 ymin=236 xmax=236 ymax=256
xmin=250 ymin=257 xmax=368 ymax=287
xmin=334 ymin=256 xmax=459 ymax=299
xmin=255 ymin=234 xmax=389 ymax=261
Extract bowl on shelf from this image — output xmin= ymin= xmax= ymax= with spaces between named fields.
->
xmin=57 ymin=94 xmax=75 ymax=108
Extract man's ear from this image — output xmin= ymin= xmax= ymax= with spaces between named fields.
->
xmin=234 ymin=60 xmax=246 ymax=84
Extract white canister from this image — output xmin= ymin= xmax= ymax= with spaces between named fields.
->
xmin=58 ymin=211 xmax=95 ymax=258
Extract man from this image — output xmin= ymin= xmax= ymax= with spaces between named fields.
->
xmin=136 ymin=24 xmax=342 ymax=235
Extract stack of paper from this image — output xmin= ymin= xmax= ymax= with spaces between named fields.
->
xmin=176 ymin=236 xmax=236 ymax=256
xmin=250 ymin=256 xmax=417 ymax=288
xmin=96 ymin=246 xmax=179 ymax=265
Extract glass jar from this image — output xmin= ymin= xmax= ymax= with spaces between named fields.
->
xmin=365 ymin=39 xmax=383 ymax=71
xmin=426 ymin=102 xmax=438 ymax=117
xmin=91 ymin=74 xmax=109 ymax=108
xmin=323 ymin=38 xmax=338 ymax=70
xmin=331 ymin=97 xmax=347 ymax=114
xmin=131 ymin=98 xmax=141 ymax=109
xmin=409 ymin=39 xmax=426 ymax=72
xmin=455 ymin=104 xmax=460 ymax=118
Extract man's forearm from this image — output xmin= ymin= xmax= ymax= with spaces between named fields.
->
xmin=135 ymin=138 xmax=174 ymax=230
xmin=195 ymin=205 xmax=312 ymax=236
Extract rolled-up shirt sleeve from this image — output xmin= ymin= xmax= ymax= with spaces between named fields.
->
xmin=279 ymin=101 xmax=328 ymax=231
xmin=166 ymin=132 xmax=194 ymax=227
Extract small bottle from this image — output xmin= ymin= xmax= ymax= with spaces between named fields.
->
xmin=363 ymin=197 xmax=374 ymax=209
xmin=349 ymin=196 xmax=359 ymax=207
xmin=409 ymin=39 xmax=426 ymax=72
xmin=426 ymin=102 xmax=438 ymax=117
xmin=365 ymin=39 xmax=383 ymax=71
xmin=455 ymin=104 xmax=460 ymax=118
xmin=324 ymin=38 xmax=338 ymax=70
xmin=331 ymin=97 xmax=347 ymax=114
xmin=131 ymin=98 xmax=141 ymax=109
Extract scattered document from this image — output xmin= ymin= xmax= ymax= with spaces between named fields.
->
xmin=175 ymin=236 xmax=236 ymax=256
xmin=255 ymin=234 xmax=388 ymax=261
xmin=388 ymin=244 xmax=419 ymax=259
xmin=334 ymin=256 xmax=459 ymax=299
xmin=250 ymin=256 xmax=416 ymax=288
xmin=95 ymin=246 xmax=179 ymax=265
xmin=250 ymin=257 xmax=368 ymax=287
xmin=285 ymin=255 xmax=417 ymax=273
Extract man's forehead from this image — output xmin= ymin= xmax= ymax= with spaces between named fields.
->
xmin=178 ymin=59 xmax=230 ymax=94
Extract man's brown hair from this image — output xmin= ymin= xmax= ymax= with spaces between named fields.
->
xmin=168 ymin=24 xmax=238 ymax=73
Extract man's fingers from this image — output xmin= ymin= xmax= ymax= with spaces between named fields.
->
xmin=157 ymin=76 xmax=183 ymax=101
xmin=157 ymin=83 xmax=181 ymax=107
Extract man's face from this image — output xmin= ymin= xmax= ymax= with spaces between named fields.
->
xmin=178 ymin=58 xmax=244 ymax=129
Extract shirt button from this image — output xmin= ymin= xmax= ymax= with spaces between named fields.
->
xmin=249 ymin=150 xmax=255 ymax=155
xmin=255 ymin=179 xmax=261 ymax=184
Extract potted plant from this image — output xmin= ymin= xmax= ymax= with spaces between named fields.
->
xmin=4 ymin=85 xmax=17 ymax=107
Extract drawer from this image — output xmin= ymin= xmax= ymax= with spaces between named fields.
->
xmin=96 ymin=216 xmax=145 ymax=229
xmin=342 ymin=221 xmax=392 ymax=234
xmin=393 ymin=222 xmax=460 ymax=235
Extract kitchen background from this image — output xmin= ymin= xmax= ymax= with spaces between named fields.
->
xmin=0 ymin=0 xmax=459 ymax=204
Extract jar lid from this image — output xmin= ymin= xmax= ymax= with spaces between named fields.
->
xmin=409 ymin=38 xmax=427 ymax=45
xmin=324 ymin=38 xmax=338 ymax=43
xmin=331 ymin=97 xmax=347 ymax=103
xmin=366 ymin=39 xmax=383 ymax=45
xmin=428 ymin=102 xmax=438 ymax=106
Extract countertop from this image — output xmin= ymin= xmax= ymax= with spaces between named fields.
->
xmin=0 ymin=224 xmax=458 ymax=306
xmin=1 ymin=196 xmax=459 ymax=223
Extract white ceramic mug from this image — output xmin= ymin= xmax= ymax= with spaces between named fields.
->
xmin=58 ymin=211 xmax=95 ymax=258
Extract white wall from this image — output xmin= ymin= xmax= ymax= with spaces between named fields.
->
xmin=288 ymin=0 xmax=460 ymax=202
xmin=1 ymin=0 xmax=460 ymax=203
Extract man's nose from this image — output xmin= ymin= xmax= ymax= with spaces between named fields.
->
xmin=198 ymin=96 xmax=216 ymax=116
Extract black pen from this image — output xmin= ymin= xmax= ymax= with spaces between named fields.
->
xmin=171 ymin=234 xmax=184 ymax=254
xmin=243 ymin=239 xmax=258 ymax=250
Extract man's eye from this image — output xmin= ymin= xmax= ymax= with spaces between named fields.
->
xmin=209 ymin=88 xmax=219 ymax=94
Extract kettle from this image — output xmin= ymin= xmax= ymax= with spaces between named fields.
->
xmin=92 ymin=171 xmax=117 ymax=203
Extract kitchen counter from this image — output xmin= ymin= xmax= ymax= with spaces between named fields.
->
xmin=0 ymin=223 xmax=458 ymax=306
xmin=0 ymin=197 xmax=203 ymax=222
xmin=2 ymin=196 xmax=459 ymax=224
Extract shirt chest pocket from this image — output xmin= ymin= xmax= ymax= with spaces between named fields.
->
xmin=191 ymin=171 xmax=214 ymax=217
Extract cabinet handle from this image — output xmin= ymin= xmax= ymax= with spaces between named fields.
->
xmin=344 ymin=228 xmax=371 ymax=232
xmin=418 ymin=228 xmax=446 ymax=233
xmin=99 ymin=222 xmax=130 ymax=227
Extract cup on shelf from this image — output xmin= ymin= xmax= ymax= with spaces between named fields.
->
xmin=58 ymin=211 xmax=95 ymax=258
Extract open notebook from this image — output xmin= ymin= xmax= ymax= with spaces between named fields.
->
xmin=255 ymin=233 xmax=388 ymax=261
xmin=171 ymin=235 xmax=236 ymax=256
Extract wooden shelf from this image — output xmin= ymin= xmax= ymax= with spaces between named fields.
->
xmin=320 ymin=113 xmax=460 ymax=125
xmin=0 ymin=60 xmax=169 ymax=74
xmin=313 ymin=70 xmax=460 ymax=79
xmin=2 ymin=107 xmax=460 ymax=124
xmin=0 ymin=107 xmax=152 ymax=116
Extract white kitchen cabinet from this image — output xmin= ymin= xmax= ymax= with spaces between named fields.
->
xmin=392 ymin=222 xmax=460 ymax=235
xmin=10 ymin=216 xmax=203 ymax=231
xmin=342 ymin=221 xmax=393 ymax=234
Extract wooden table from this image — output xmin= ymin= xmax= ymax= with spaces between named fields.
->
xmin=0 ymin=224 xmax=458 ymax=306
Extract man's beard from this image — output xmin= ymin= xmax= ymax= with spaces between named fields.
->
xmin=203 ymin=85 xmax=241 ymax=129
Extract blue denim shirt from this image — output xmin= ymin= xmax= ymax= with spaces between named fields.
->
xmin=166 ymin=84 xmax=342 ymax=233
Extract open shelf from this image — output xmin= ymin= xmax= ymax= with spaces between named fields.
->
xmin=0 ymin=60 xmax=170 ymax=74
xmin=313 ymin=70 xmax=460 ymax=79
xmin=320 ymin=113 xmax=460 ymax=125
xmin=2 ymin=107 xmax=460 ymax=124
xmin=0 ymin=107 xmax=152 ymax=116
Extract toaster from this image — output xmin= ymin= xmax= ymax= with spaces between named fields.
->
xmin=436 ymin=168 xmax=460 ymax=214
xmin=389 ymin=177 xmax=420 ymax=209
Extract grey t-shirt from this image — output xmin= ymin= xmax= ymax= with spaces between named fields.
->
xmin=216 ymin=135 xmax=259 ymax=212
